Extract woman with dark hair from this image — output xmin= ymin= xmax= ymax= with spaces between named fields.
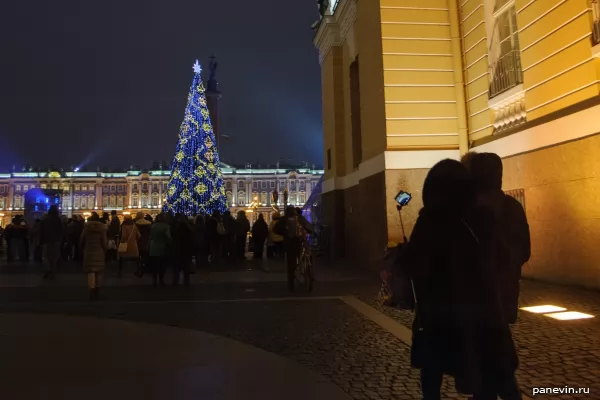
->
xmin=251 ymin=213 xmax=269 ymax=259
xmin=403 ymin=159 xmax=520 ymax=400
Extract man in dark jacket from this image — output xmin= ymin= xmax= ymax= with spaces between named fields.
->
xmin=106 ymin=210 xmax=121 ymax=262
xmin=40 ymin=206 xmax=64 ymax=279
xmin=463 ymin=152 xmax=531 ymax=325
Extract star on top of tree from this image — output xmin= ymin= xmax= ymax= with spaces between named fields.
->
xmin=193 ymin=60 xmax=202 ymax=74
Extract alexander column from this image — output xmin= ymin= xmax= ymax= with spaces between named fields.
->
xmin=205 ymin=55 xmax=222 ymax=151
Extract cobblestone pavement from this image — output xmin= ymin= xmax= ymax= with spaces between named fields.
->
xmin=1 ymin=256 xmax=599 ymax=399
xmin=362 ymin=280 xmax=600 ymax=399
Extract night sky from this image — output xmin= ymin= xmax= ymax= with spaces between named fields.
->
xmin=0 ymin=1 xmax=323 ymax=172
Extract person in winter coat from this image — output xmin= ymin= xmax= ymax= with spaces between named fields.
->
xmin=106 ymin=210 xmax=121 ymax=262
xmin=80 ymin=213 xmax=107 ymax=301
xmin=134 ymin=211 xmax=152 ymax=277
xmin=172 ymin=213 xmax=194 ymax=286
xmin=118 ymin=214 xmax=140 ymax=277
xmin=40 ymin=206 xmax=64 ymax=279
xmin=401 ymin=159 xmax=521 ymax=400
xmin=222 ymin=211 xmax=237 ymax=258
xmin=149 ymin=213 xmax=172 ymax=287
xmin=273 ymin=206 xmax=312 ymax=291
xmin=462 ymin=152 xmax=530 ymax=325
xmin=235 ymin=211 xmax=250 ymax=260
xmin=251 ymin=213 xmax=269 ymax=259
xmin=267 ymin=211 xmax=284 ymax=258
xmin=205 ymin=211 xmax=222 ymax=264
xmin=194 ymin=215 xmax=208 ymax=268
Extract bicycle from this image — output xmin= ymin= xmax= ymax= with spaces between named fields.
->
xmin=295 ymin=235 xmax=314 ymax=292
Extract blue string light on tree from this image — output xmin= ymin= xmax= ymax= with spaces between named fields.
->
xmin=163 ymin=60 xmax=227 ymax=216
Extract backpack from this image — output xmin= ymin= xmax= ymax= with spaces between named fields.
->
xmin=217 ymin=220 xmax=226 ymax=236
xmin=285 ymin=216 xmax=303 ymax=239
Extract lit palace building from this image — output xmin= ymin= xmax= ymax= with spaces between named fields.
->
xmin=0 ymin=163 xmax=323 ymax=227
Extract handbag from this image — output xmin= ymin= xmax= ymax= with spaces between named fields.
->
xmin=118 ymin=242 xmax=128 ymax=253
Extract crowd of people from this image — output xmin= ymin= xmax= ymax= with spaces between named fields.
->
xmin=399 ymin=152 xmax=530 ymax=400
xmin=0 ymin=206 xmax=313 ymax=299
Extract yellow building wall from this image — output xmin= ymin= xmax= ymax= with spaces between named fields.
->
xmin=459 ymin=0 xmax=493 ymax=142
xmin=320 ymin=47 xmax=347 ymax=180
xmin=380 ymin=0 xmax=460 ymax=150
xmin=357 ymin=0 xmax=388 ymax=161
xmin=517 ymin=0 xmax=600 ymax=121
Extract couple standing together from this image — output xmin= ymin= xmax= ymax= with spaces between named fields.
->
xmin=402 ymin=152 xmax=530 ymax=400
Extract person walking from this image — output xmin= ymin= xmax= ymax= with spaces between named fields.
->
xmin=80 ymin=213 xmax=107 ymax=301
xmin=273 ymin=206 xmax=312 ymax=292
xmin=235 ymin=210 xmax=250 ymax=261
xmin=40 ymin=206 xmax=64 ymax=280
xmin=251 ymin=213 xmax=269 ymax=259
xmin=401 ymin=159 xmax=521 ymax=400
xmin=117 ymin=214 xmax=140 ymax=277
xmin=149 ymin=213 xmax=172 ymax=287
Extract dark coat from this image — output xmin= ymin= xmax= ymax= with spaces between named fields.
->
xmin=403 ymin=207 xmax=518 ymax=395
xmin=107 ymin=216 xmax=121 ymax=240
xmin=251 ymin=218 xmax=269 ymax=244
xmin=40 ymin=215 xmax=64 ymax=245
xmin=149 ymin=221 xmax=172 ymax=257
xmin=236 ymin=216 xmax=250 ymax=237
xmin=172 ymin=219 xmax=194 ymax=258
xmin=135 ymin=219 xmax=152 ymax=254
xmin=476 ymin=190 xmax=530 ymax=323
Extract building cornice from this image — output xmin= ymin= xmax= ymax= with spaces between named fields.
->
xmin=313 ymin=0 xmax=357 ymax=64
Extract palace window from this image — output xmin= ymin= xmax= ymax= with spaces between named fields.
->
xmin=110 ymin=185 xmax=116 ymax=193
xmin=24 ymin=185 xmax=30 ymax=192
xmin=0 ymin=197 xmax=5 ymax=209
xmin=117 ymin=185 xmax=123 ymax=193
xmin=0 ymin=186 xmax=5 ymax=193
xmin=109 ymin=195 xmax=116 ymax=208
xmin=133 ymin=184 xmax=138 ymax=192
xmin=141 ymin=194 xmax=148 ymax=207
xmin=237 ymin=180 xmax=244 ymax=188
xmin=300 ymin=181 xmax=305 ymax=190
xmin=132 ymin=194 xmax=139 ymax=207
xmin=81 ymin=196 xmax=88 ymax=209
xmin=261 ymin=181 xmax=267 ymax=189
xmin=279 ymin=181 xmax=285 ymax=190
xmin=252 ymin=181 xmax=258 ymax=190
xmin=289 ymin=192 xmax=297 ymax=205
xmin=153 ymin=183 xmax=158 ymax=192
xmin=75 ymin=184 xmax=80 ymax=191
xmin=16 ymin=185 xmax=21 ymax=192
xmin=299 ymin=192 xmax=306 ymax=205
xmin=270 ymin=181 xmax=275 ymax=189
xmin=117 ymin=195 xmax=124 ymax=208
xmin=290 ymin=182 xmax=296 ymax=191
xmin=486 ymin=0 xmax=522 ymax=98
xmin=142 ymin=183 xmax=148 ymax=192
xmin=41 ymin=183 xmax=47 ymax=189
xmin=260 ymin=192 xmax=267 ymax=205
xmin=226 ymin=192 xmax=233 ymax=207
xmin=238 ymin=191 xmax=246 ymax=205
xmin=151 ymin=194 xmax=159 ymax=207
xmin=63 ymin=197 xmax=70 ymax=209
xmin=88 ymin=195 xmax=95 ymax=208
xmin=82 ymin=185 xmax=87 ymax=191
xmin=14 ymin=195 xmax=24 ymax=208
xmin=103 ymin=195 xmax=109 ymax=208
xmin=74 ymin=196 xmax=81 ymax=209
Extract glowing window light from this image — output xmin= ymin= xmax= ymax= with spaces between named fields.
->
xmin=544 ymin=311 xmax=594 ymax=321
xmin=520 ymin=305 xmax=567 ymax=314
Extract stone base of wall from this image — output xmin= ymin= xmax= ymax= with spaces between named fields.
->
xmin=503 ymin=132 xmax=600 ymax=289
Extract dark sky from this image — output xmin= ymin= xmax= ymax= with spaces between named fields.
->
xmin=0 ymin=1 xmax=323 ymax=172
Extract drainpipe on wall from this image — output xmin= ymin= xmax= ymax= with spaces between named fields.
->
xmin=448 ymin=0 xmax=470 ymax=156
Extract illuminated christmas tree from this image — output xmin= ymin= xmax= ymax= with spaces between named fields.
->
xmin=163 ymin=60 xmax=227 ymax=216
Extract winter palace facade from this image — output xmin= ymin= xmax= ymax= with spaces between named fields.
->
xmin=0 ymin=163 xmax=323 ymax=226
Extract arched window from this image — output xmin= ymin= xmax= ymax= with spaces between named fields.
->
xmin=63 ymin=197 xmax=70 ymax=209
xmin=226 ymin=192 xmax=233 ymax=207
xmin=74 ymin=195 xmax=81 ymax=209
xmin=81 ymin=196 xmax=88 ymax=209
xmin=237 ymin=191 xmax=245 ymax=205
xmin=1 ymin=197 xmax=7 ymax=209
xmin=88 ymin=195 xmax=95 ymax=209
xmin=141 ymin=194 xmax=148 ymax=207
xmin=117 ymin=195 xmax=124 ymax=208
xmin=289 ymin=191 xmax=297 ymax=205
xmin=15 ymin=195 xmax=24 ymax=208
xmin=151 ymin=194 xmax=159 ymax=207
xmin=132 ymin=194 xmax=139 ymax=207
xmin=103 ymin=195 xmax=109 ymax=208
xmin=110 ymin=185 xmax=116 ymax=193
xmin=109 ymin=195 xmax=116 ymax=208
xmin=299 ymin=192 xmax=306 ymax=205
xmin=142 ymin=183 xmax=148 ymax=192
xmin=260 ymin=192 xmax=267 ymax=205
